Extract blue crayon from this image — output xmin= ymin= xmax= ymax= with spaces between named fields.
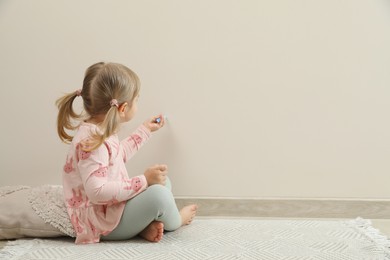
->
xmin=155 ymin=117 xmax=161 ymax=123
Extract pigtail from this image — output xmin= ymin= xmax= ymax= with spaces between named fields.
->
xmin=56 ymin=91 xmax=82 ymax=143
xmin=82 ymin=105 xmax=121 ymax=152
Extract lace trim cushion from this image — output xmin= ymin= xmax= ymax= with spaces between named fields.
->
xmin=0 ymin=186 xmax=67 ymax=239
xmin=28 ymin=185 xmax=75 ymax=237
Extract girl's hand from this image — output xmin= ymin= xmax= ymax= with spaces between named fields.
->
xmin=143 ymin=114 xmax=165 ymax=132
xmin=144 ymin=164 xmax=167 ymax=186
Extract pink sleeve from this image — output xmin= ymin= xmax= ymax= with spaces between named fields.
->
xmin=77 ymin=143 xmax=147 ymax=205
xmin=121 ymin=124 xmax=151 ymax=163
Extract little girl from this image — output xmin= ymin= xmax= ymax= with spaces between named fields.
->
xmin=56 ymin=62 xmax=197 ymax=244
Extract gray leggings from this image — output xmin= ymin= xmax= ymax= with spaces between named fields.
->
xmin=102 ymin=178 xmax=181 ymax=240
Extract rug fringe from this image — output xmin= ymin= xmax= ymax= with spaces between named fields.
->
xmin=347 ymin=217 xmax=390 ymax=259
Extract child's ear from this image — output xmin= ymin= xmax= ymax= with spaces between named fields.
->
xmin=118 ymin=102 xmax=127 ymax=116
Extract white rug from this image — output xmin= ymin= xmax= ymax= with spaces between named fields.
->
xmin=1 ymin=218 xmax=389 ymax=260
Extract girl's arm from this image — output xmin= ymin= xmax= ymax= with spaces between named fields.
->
xmin=120 ymin=115 xmax=164 ymax=162
xmin=120 ymin=124 xmax=151 ymax=163
xmin=78 ymin=144 xmax=147 ymax=204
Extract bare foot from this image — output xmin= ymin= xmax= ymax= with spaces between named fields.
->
xmin=180 ymin=204 xmax=198 ymax=226
xmin=139 ymin=221 xmax=164 ymax=242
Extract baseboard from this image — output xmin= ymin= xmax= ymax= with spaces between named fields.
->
xmin=175 ymin=197 xmax=390 ymax=219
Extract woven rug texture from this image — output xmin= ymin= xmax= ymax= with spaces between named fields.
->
xmin=1 ymin=218 xmax=389 ymax=260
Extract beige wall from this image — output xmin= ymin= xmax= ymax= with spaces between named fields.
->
xmin=0 ymin=0 xmax=389 ymax=199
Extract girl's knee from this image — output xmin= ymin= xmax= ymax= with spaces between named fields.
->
xmin=165 ymin=177 xmax=172 ymax=191
xmin=146 ymin=185 xmax=175 ymax=208
xmin=148 ymin=184 xmax=172 ymax=199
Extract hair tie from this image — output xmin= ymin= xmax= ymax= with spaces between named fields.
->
xmin=110 ymin=99 xmax=119 ymax=107
xmin=75 ymin=89 xmax=82 ymax=97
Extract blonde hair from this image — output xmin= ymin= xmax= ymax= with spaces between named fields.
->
xmin=56 ymin=62 xmax=140 ymax=151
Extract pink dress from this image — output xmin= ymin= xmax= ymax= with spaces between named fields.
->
xmin=62 ymin=122 xmax=151 ymax=244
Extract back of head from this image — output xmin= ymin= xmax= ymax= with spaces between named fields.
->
xmin=82 ymin=62 xmax=140 ymax=119
xmin=56 ymin=62 xmax=140 ymax=148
